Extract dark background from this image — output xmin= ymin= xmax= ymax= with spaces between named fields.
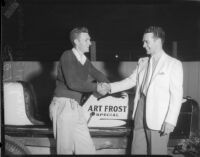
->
xmin=2 ymin=0 xmax=200 ymax=61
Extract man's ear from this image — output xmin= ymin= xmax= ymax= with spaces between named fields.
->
xmin=157 ymin=38 xmax=162 ymax=45
xmin=74 ymin=38 xmax=78 ymax=45
xmin=156 ymin=38 xmax=162 ymax=44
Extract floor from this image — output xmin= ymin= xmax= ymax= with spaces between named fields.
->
xmin=26 ymin=146 xmax=185 ymax=156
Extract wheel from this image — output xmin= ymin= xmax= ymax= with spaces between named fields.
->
xmin=5 ymin=135 xmax=31 ymax=155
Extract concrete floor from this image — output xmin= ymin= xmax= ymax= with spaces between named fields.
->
xmin=26 ymin=146 xmax=185 ymax=156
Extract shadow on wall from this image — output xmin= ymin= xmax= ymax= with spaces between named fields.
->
xmin=27 ymin=62 xmax=56 ymax=124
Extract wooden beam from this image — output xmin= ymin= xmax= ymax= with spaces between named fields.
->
xmin=90 ymin=41 xmax=96 ymax=61
xmin=172 ymin=41 xmax=178 ymax=58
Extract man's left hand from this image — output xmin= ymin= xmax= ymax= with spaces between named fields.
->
xmin=160 ymin=122 xmax=175 ymax=136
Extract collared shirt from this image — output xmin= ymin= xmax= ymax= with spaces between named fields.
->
xmin=72 ymin=48 xmax=86 ymax=65
xmin=151 ymin=51 xmax=164 ymax=71
xmin=142 ymin=52 xmax=163 ymax=95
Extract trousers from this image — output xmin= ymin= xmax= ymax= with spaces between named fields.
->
xmin=49 ymin=97 xmax=96 ymax=154
xmin=131 ymin=94 xmax=169 ymax=155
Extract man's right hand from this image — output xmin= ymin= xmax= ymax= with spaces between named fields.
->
xmin=97 ymin=82 xmax=111 ymax=96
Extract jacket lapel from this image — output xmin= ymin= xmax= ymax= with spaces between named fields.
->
xmin=138 ymin=58 xmax=149 ymax=77
xmin=138 ymin=57 xmax=150 ymax=88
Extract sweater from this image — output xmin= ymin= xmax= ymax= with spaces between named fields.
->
xmin=54 ymin=50 xmax=109 ymax=103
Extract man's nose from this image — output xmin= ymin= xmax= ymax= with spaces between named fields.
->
xmin=89 ymin=41 xmax=92 ymax=46
xmin=143 ymin=42 xmax=147 ymax=48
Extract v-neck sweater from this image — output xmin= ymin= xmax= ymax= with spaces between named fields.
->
xmin=54 ymin=50 xmax=109 ymax=103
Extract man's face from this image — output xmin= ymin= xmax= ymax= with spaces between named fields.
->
xmin=75 ymin=32 xmax=91 ymax=53
xmin=142 ymin=32 xmax=158 ymax=55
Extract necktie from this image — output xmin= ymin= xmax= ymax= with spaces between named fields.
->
xmin=142 ymin=58 xmax=152 ymax=95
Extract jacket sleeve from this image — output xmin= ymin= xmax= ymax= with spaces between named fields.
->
xmin=88 ymin=61 xmax=110 ymax=83
xmin=61 ymin=52 xmax=97 ymax=92
xmin=110 ymin=64 xmax=139 ymax=94
xmin=165 ymin=60 xmax=183 ymax=126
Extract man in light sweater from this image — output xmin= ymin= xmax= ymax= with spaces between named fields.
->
xmin=49 ymin=27 xmax=109 ymax=154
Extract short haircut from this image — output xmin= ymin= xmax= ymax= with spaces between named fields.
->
xmin=70 ymin=27 xmax=89 ymax=46
xmin=144 ymin=26 xmax=165 ymax=45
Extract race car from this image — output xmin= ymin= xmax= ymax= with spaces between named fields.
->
xmin=3 ymin=81 xmax=199 ymax=155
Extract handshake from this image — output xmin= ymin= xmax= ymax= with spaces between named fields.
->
xmin=97 ymin=82 xmax=111 ymax=96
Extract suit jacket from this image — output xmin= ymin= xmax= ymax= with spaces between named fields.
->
xmin=110 ymin=52 xmax=183 ymax=130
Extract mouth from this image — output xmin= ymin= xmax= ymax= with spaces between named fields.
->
xmin=146 ymin=50 xmax=151 ymax=54
xmin=146 ymin=48 xmax=150 ymax=52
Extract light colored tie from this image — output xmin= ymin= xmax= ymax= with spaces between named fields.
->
xmin=142 ymin=58 xmax=152 ymax=95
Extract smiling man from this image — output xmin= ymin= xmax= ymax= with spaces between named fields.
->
xmin=105 ymin=26 xmax=183 ymax=155
xmin=49 ymin=27 xmax=109 ymax=154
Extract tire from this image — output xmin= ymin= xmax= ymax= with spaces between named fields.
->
xmin=5 ymin=135 xmax=31 ymax=155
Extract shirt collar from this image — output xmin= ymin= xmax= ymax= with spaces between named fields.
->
xmin=72 ymin=48 xmax=86 ymax=65
xmin=151 ymin=50 xmax=164 ymax=63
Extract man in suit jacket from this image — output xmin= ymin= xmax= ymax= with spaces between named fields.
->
xmin=105 ymin=26 xmax=183 ymax=155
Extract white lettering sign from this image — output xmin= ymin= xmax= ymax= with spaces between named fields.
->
xmin=83 ymin=92 xmax=129 ymax=127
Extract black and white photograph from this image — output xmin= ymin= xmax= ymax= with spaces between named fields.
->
xmin=1 ymin=0 xmax=200 ymax=156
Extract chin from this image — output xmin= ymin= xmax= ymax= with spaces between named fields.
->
xmin=85 ymin=49 xmax=90 ymax=53
xmin=146 ymin=52 xmax=150 ymax=55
